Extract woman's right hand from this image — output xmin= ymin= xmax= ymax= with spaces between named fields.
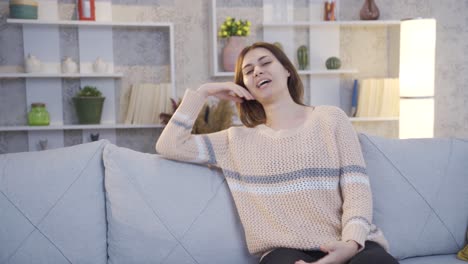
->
xmin=197 ymin=82 xmax=255 ymax=103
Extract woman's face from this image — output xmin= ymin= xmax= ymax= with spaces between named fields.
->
xmin=241 ymin=47 xmax=290 ymax=103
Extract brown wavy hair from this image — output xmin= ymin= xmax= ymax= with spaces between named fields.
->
xmin=234 ymin=42 xmax=305 ymax=127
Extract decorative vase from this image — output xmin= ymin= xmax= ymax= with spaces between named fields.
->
xmin=10 ymin=0 xmax=38 ymax=19
xmin=38 ymin=139 xmax=48 ymax=150
xmin=93 ymin=57 xmax=108 ymax=73
xmin=297 ymin=45 xmax=308 ymax=70
xmin=325 ymin=57 xmax=341 ymax=70
xmin=90 ymin=133 xmax=100 ymax=141
xmin=25 ymin=54 xmax=42 ymax=73
xmin=61 ymin=57 xmax=78 ymax=73
xmin=28 ymin=102 xmax=50 ymax=126
xmin=73 ymin=97 xmax=105 ymax=124
xmin=324 ymin=0 xmax=336 ymax=21
xmin=360 ymin=0 xmax=380 ymax=20
xmin=222 ymin=36 xmax=246 ymax=72
xmin=273 ymin=42 xmax=283 ymax=51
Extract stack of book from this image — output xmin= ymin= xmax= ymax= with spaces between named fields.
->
xmin=124 ymin=83 xmax=172 ymax=124
xmin=356 ymin=78 xmax=400 ymax=118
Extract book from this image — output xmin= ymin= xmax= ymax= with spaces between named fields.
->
xmin=356 ymin=78 xmax=399 ymax=118
xmin=351 ymin=79 xmax=358 ymax=117
xmin=124 ymin=83 xmax=171 ymax=124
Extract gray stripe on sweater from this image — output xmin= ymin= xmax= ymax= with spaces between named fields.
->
xmin=202 ymin=135 xmax=217 ymax=164
xmin=224 ymin=165 xmax=366 ymax=184
xmin=171 ymin=119 xmax=192 ymax=130
xmin=341 ymin=165 xmax=367 ymax=175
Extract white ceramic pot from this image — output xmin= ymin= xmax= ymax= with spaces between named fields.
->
xmin=93 ymin=57 xmax=108 ymax=73
xmin=61 ymin=57 xmax=78 ymax=73
xmin=25 ymin=54 xmax=42 ymax=73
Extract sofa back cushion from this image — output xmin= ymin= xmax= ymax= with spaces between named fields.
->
xmin=0 ymin=140 xmax=108 ymax=264
xmin=359 ymin=134 xmax=468 ymax=260
xmin=103 ymin=143 xmax=257 ymax=264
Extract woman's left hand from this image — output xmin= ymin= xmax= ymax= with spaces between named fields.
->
xmin=295 ymin=240 xmax=359 ymax=264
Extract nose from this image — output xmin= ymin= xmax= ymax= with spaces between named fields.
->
xmin=254 ymin=66 xmax=263 ymax=77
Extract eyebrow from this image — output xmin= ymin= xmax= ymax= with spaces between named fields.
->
xmin=242 ymin=56 xmax=270 ymax=70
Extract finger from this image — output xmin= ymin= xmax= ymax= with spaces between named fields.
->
xmin=235 ymin=86 xmax=254 ymax=100
xmin=321 ymin=242 xmax=337 ymax=252
xmin=217 ymin=93 xmax=243 ymax=103
xmin=226 ymin=91 xmax=245 ymax=102
xmin=230 ymin=86 xmax=251 ymax=100
xmin=319 ymin=244 xmax=331 ymax=253
xmin=310 ymin=254 xmax=333 ymax=264
xmin=229 ymin=83 xmax=254 ymax=100
xmin=295 ymin=261 xmax=310 ymax=264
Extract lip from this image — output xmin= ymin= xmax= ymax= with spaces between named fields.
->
xmin=256 ymin=78 xmax=271 ymax=88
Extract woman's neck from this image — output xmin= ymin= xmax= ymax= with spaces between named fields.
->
xmin=262 ymin=99 xmax=309 ymax=131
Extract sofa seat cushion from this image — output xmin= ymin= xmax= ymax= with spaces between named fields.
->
xmin=359 ymin=134 xmax=468 ymax=260
xmin=103 ymin=143 xmax=257 ymax=264
xmin=399 ymin=254 xmax=467 ymax=264
xmin=0 ymin=140 xmax=108 ymax=264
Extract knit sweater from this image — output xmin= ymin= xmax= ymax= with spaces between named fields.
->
xmin=156 ymin=89 xmax=389 ymax=256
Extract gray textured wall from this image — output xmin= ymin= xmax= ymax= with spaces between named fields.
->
xmin=0 ymin=0 xmax=467 ymax=154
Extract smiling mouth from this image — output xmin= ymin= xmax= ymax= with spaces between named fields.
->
xmin=257 ymin=79 xmax=271 ymax=88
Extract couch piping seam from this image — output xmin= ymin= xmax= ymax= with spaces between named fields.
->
xmin=121 ymin=164 xmax=200 ymax=264
xmin=361 ymin=134 xmax=460 ymax=248
xmin=159 ymin=168 xmax=226 ymax=264
xmin=3 ymin=141 xmax=105 ymax=263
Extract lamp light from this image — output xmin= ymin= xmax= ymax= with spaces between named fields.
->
xmin=399 ymin=18 xmax=436 ymax=139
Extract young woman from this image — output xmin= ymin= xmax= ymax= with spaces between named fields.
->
xmin=156 ymin=42 xmax=398 ymax=264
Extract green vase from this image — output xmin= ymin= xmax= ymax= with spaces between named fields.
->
xmin=73 ymin=97 xmax=105 ymax=124
xmin=28 ymin=102 xmax=50 ymax=126
xmin=326 ymin=57 xmax=341 ymax=70
xmin=297 ymin=45 xmax=308 ymax=70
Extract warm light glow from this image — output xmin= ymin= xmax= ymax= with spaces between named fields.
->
xmin=399 ymin=19 xmax=436 ymax=97
xmin=400 ymin=98 xmax=434 ymax=139
xmin=399 ymin=19 xmax=436 ymax=139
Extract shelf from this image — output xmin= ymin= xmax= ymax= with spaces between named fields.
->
xmin=0 ymin=73 xmax=123 ymax=79
xmin=298 ymin=69 xmax=358 ymax=75
xmin=213 ymin=69 xmax=358 ymax=77
xmin=230 ymin=116 xmax=400 ymax=127
xmin=7 ymin=18 xmax=173 ymax=28
xmin=349 ymin=117 xmax=399 ymax=122
xmin=263 ymin=20 xmax=401 ymax=27
xmin=1 ymin=118 xmax=398 ymax=131
xmin=0 ymin=124 xmax=165 ymax=132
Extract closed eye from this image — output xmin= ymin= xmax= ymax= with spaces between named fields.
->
xmin=244 ymin=69 xmax=253 ymax=75
xmin=243 ymin=60 xmax=271 ymax=75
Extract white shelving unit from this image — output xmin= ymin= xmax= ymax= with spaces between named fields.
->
xmin=209 ymin=69 xmax=358 ymax=77
xmin=7 ymin=19 xmax=173 ymax=28
xmin=209 ymin=0 xmax=362 ymax=78
xmin=262 ymin=20 xmax=401 ymax=27
xmin=349 ymin=117 xmax=399 ymax=122
xmin=210 ymin=0 xmax=400 ymax=125
xmin=0 ymin=73 xmax=123 ymax=78
xmin=3 ymin=18 xmax=175 ymax=151
xmin=0 ymin=124 xmax=164 ymax=132
xmin=261 ymin=1 xmax=400 ymax=108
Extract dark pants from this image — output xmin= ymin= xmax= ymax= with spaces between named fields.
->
xmin=259 ymin=241 xmax=399 ymax=264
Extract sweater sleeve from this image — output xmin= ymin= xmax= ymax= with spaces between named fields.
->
xmin=155 ymin=89 xmax=230 ymax=168
xmin=333 ymin=107 xmax=372 ymax=250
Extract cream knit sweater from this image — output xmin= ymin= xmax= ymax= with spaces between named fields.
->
xmin=156 ymin=89 xmax=389 ymax=256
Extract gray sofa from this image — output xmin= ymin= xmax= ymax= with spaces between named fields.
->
xmin=0 ymin=134 xmax=467 ymax=264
